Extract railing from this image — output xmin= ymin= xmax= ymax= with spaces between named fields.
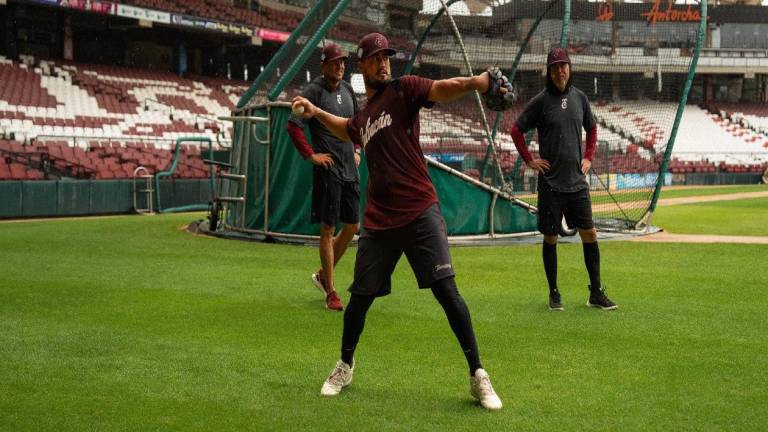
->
xmin=670 ymin=151 xmax=768 ymax=165
xmin=700 ymin=48 xmax=768 ymax=58
xmin=31 ymin=134 xmax=232 ymax=150
xmin=0 ymin=145 xmax=95 ymax=179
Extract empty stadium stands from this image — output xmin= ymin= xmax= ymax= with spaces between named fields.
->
xmin=114 ymin=0 xmax=416 ymax=50
xmin=677 ymin=105 xmax=767 ymax=158
xmin=709 ymin=102 xmax=768 ymax=140
xmin=592 ymin=101 xmax=675 ymax=153
xmin=594 ymin=100 xmax=767 ymax=174
xmin=0 ymin=57 xmax=243 ymax=144
xmin=2 ymin=50 xmax=766 ymax=181
xmin=0 ymin=138 xmax=210 ymax=180
xmin=123 ymin=0 xmax=298 ymax=30
xmin=417 ymin=96 xmax=767 ymax=178
xmin=0 ymin=55 xmax=243 ymax=180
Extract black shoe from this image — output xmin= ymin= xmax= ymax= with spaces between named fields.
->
xmin=549 ymin=290 xmax=564 ymax=311
xmin=587 ymin=286 xmax=618 ymax=310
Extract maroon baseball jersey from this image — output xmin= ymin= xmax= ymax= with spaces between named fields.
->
xmin=346 ymin=75 xmax=438 ymax=230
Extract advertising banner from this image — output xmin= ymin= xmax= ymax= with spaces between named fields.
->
xmin=58 ymin=0 xmax=116 ymax=14
xmin=28 ymin=1 xmax=265 ymax=39
xmin=257 ymin=28 xmax=291 ymax=43
xmin=212 ymin=22 xmax=254 ymax=37
xmin=170 ymin=14 xmax=255 ymax=36
xmin=171 ymin=14 xmax=218 ymax=31
xmin=615 ymin=173 xmax=672 ymax=190
xmin=116 ymin=4 xmax=171 ymax=24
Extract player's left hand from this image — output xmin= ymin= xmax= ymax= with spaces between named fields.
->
xmin=483 ymin=67 xmax=517 ymax=112
xmin=581 ymin=158 xmax=592 ymax=174
xmin=354 ymin=152 xmax=361 ymax=167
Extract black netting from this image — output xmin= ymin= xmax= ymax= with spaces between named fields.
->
xmin=240 ymin=0 xmax=706 ymax=231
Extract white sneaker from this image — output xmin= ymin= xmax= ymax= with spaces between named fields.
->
xmin=470 ymin=368 xmax=502 ymax=410
xmin=320 ymin=360 xmax=354 ymax=396
xmin=311 ymin=272 xmax=327 ymax=295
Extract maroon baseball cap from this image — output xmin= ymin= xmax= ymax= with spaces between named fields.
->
xmin=321 ymin=43 xmax=348 ymax=64
xmin=357 ymin=33 xmax=396 ymax=60
xmin=547 ymin=47 xmax=571 ymax=67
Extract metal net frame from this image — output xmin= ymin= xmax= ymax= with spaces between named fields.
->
xmin=232 ymin=0 xmax=708 ymax=233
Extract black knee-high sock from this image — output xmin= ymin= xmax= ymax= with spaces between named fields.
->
xmin=542 ymin=242 xmax=558 ymax=293
xmin=582 ymin=241 xmax=601 ymax=291
xmin=340 ymin=294 xmax=375 ymax=366
xmin=431 ymin=277 xmax=482 ymax=375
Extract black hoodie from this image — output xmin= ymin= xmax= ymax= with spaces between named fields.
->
xmin=515 ymin=63 xmax=596 ymax=192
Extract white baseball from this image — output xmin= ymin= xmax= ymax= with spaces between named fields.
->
xmin=292 ymin=103 xmax=304 ymax=116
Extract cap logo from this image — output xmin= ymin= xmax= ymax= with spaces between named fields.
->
xmin=375 ymin=36 xmax=383 ymax=47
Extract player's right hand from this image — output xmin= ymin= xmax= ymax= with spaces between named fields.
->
xmin=291 ymin=96 xmax=316 ymax=119
xmin=310 ymin=153 xmax=335 ymax=169
xmin=526 ymin=158 xmax=551 ymax=174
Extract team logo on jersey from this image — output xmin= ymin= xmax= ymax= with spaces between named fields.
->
xmin=561 ymin=98 xmax=568 ymax=110
xmin=337 ymin=94 xmax=342 ymax=105
xmin=360 ymin=111 xmax=392 ymax=148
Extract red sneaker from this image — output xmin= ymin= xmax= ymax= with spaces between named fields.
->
xmin=325 ymin=291 xmax=344 ymax=311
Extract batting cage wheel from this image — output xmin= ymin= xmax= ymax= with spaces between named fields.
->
xmin=559 ymin=218 xmax=577 ymax=237
xmin=208 ymin=200 xmax=222 ymax=232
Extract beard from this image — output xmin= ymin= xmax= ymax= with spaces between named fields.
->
xmin=364 ymin=75 xmax=392 ymax=92
xmin=325 ymin=75 xmax=341 ymax=88
xmin=546 ymin=68 xmax=572 ymax=94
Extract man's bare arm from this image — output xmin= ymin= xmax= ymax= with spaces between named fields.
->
xmin=428 ymin=72 xmax=490 ymax=103
xmin=291 ymin=96 xmax=352 ymax=142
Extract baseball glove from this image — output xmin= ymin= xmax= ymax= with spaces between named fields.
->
xmin=483 ymin=67 xmax=517 ymax=112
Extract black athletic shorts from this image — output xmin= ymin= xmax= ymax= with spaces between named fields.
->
xmin=349 ymin=203 xmax=455 ymax=297
xmin=311 ymin=169 xmax=360 ymax=226
xmin=537 ymin=185 xmax=595 ymax=236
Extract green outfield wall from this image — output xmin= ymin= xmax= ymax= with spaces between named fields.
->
xmin=0 ymin=179 xmax=211 ymax=218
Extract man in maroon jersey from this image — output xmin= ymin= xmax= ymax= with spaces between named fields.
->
xmin=292 ymin=32 xmax=504 ymax=410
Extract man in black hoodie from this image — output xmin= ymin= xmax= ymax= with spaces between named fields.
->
xmin=509 ymin=47 xmax=617 ymax=311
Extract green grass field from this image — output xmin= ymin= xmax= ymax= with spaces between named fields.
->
xmin=652 ymin=197 xmax=768 ymax=236
xmin=1 ymin=191 xmax=766 ymax=431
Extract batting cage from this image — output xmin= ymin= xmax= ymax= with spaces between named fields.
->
xmin=209 ymin=0 xmax=708 ymax=241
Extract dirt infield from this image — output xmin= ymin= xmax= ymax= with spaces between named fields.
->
xmin=631 ymin=232 xmax=768 ymax=244
xmin=656 ymin=191 xmax=768 ymax=206
xmin=592 ymin=190 xmax=768 ymax=213
xmin=631 ymin=190 xmax=768 ymax=244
